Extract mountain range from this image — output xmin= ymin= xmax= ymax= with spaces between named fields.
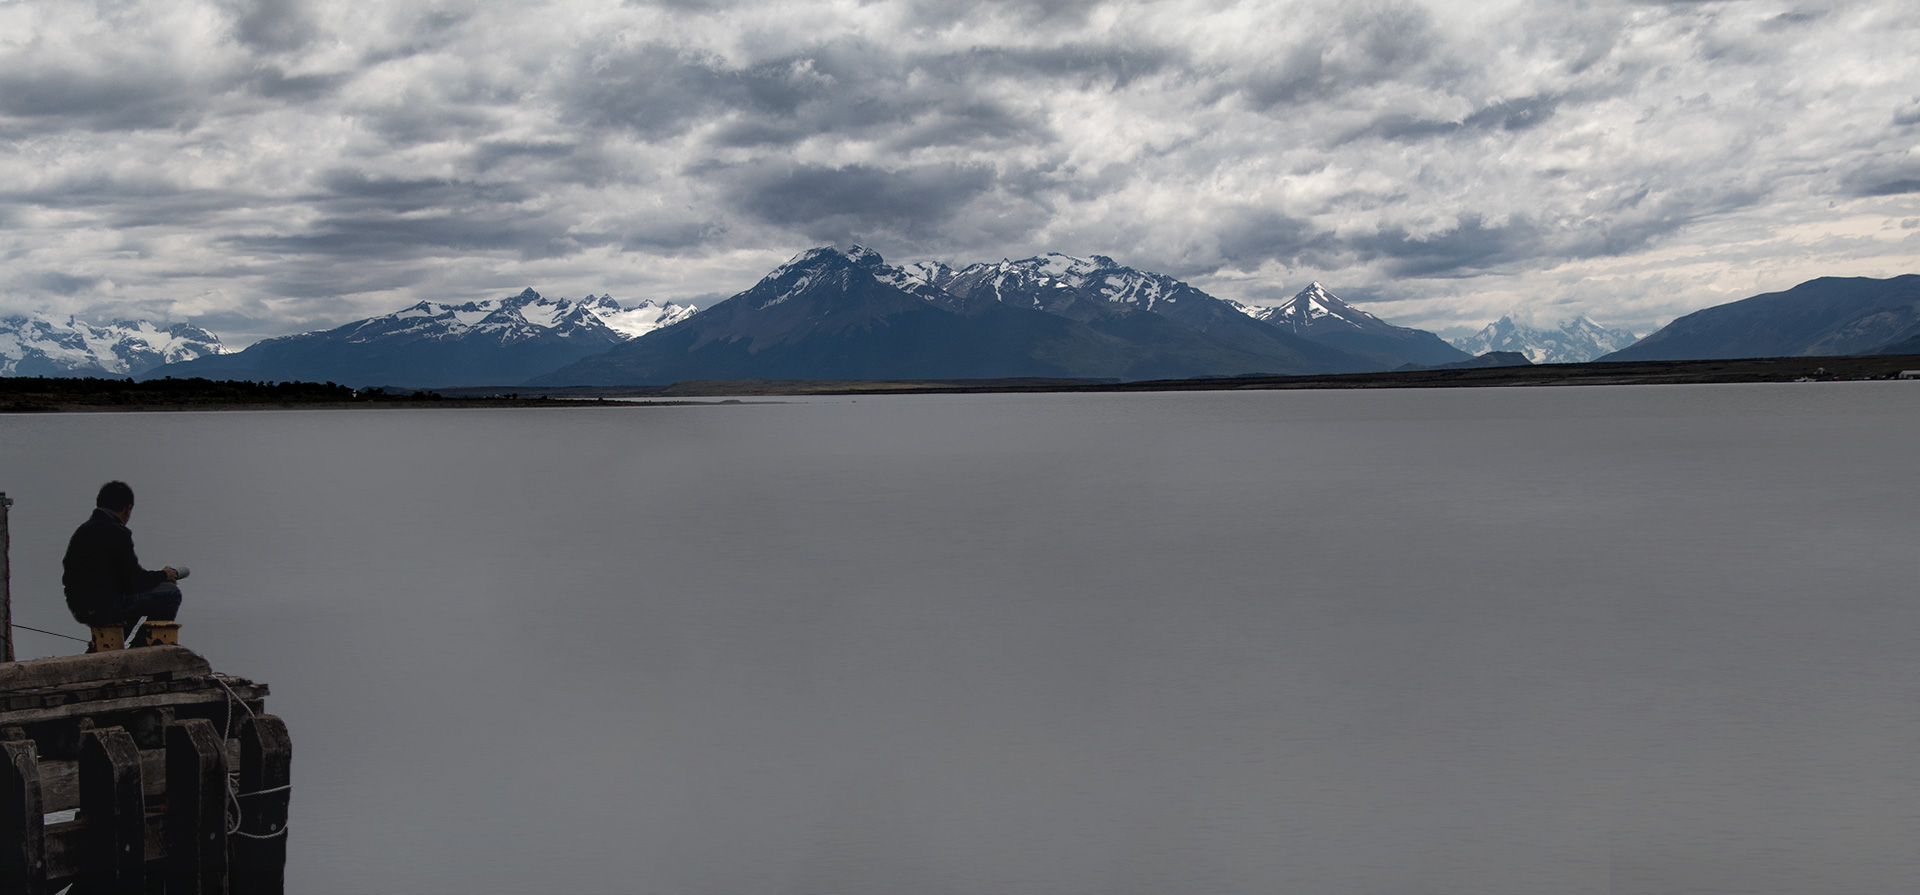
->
xmin=1601 ymin=275 xmax=1920 ymax=361
xmin=17 ymin=250 xmax=1911 ymax=391
xmin=531 ymin=248 xmax=1419 ymax=386
xmin=0 ymin=315 xmax=225 ymax=377
xmin=146 ymin=289 xmax=692 ymax=387
xmin=1452 ymin=316 xmax=1640 ymax=364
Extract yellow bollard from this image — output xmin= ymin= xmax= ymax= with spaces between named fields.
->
xmin=88 ymin=624 xmax=126 ymax=653
xmin=134 ymin=620 xmax=180 ymax=647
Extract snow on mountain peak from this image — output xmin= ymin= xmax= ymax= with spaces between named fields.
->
xmin=1452 ymin=314 xmax=1639 ymax=363
xmin=334 ymin=288 xmax=696 ymax=345
xmin=0 ymin=314 xmax=226 ymax=376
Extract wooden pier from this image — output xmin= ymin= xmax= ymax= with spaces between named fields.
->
xmin=0 ymin=646 xmax=288 ymax=894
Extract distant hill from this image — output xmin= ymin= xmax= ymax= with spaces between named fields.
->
xmin=1395 ymin=351 xmax=1534 ymax=372
xmin=1233 ymin=283 xmax=1470 ymax=367
xmin=1453 ymin=316 xmax=1638 ymax=364
xmin=145 ymin=289 xmax=693 ymax=388
xmin=0 ymin=315 xmax=224 ymax=376
xmin=1600 ymin=275 xmax=1920 ymax=362
xmin=531 ymin=247 xmax=1375 ymax=386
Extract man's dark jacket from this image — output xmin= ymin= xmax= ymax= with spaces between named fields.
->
xmin=63 ymin=507 xmax=168 ymax=622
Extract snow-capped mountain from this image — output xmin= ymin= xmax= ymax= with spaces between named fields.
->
xmin=1231 ymin=283 xmax=1469 ymax=367
xmin=886 ymin=253 xmax=1371 ymax=372
xmin=146 ymin=289 xmax=695 ymax=387
xmin=1236 ymin=282 xmax=1399 ymax=334
xmin=534 ymin=246 xmax=1375 ymax=386
xmin=1455 ymin=316 xmax=1639 ymax=364
xmin=0 ymin=315 xmax=224 ymax=376
xmin=327 ymin=289 xmax=693 ymax=346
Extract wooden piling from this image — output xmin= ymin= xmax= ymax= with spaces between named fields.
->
xmin=80 ymin=725 xmax=147 ymax=893
xmin=1 ymin=736 xmax=46 ymax=895
xmin=0 ymin=648 xmax=282 ymax=892
xmin=232 ymin=714 xmax=292 ymax=894
xmin=166 ymin=718 xmax=228 ymax=895
xmin=2 ymin=492 xmax=14 ymax=664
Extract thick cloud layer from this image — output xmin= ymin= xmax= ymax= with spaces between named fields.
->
xmin=1 ymin=0 xmax=1915 ymax=342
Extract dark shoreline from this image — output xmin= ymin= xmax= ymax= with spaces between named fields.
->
xmin=6 ymin=354 xmax=1917 ymax=410
xmin=453 ymin=353 xmax=1920 ymax=398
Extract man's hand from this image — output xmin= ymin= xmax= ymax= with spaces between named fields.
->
xmin=163 ymin=566 xmax=180 ymax=582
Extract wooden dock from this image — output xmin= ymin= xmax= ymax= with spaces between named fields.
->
xmin=0 ymin=645 xmax=288 ymax=894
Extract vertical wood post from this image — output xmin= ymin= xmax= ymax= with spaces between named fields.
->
xmin=165 ymin=719 xmax=227 ymax=895
xmin=0 ymin=736 xmax=46 ymax=895
xmin=2 ymin=492 xmax=14 ymax=663
xmin=80 ymin=726 xmax=147 ymax=893
xmin=231 ymin=714 xmax=291 ymax=895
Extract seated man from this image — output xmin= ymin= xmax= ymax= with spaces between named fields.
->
xmin=63 ymin=480 xmax=183 ymax=645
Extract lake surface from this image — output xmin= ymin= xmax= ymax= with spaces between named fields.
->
xmin=3 ymin=383 xmax=1919 ymax=894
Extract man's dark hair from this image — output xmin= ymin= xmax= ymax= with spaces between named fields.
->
xmin=96 ymin=481 xmax=135 ymax=512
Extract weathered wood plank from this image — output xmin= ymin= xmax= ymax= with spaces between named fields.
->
xmin=39 ymin=748 xmax=173 ymax=812
xmin=81 ymin=725 xmax=147 ymax=893
xmin=166 ymin=719 xmax=227 ymax=895
xmin=0 ymin=684 xmax=268 ymax=727
xmin=0 ymin=647 xmax=211 ymax=693
xmin=231 ymin=715 xmax=291 ymax=895
xmin=1 ymin=738 xmax=47 ymax=895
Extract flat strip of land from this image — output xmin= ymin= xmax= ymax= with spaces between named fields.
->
xmin=457 ymin=354 xmax=1920 ymax=398
xmin=8 ymin=355 xmax=1917 ymax=410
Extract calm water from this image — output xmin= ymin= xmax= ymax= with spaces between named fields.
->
xmin=3 ymin=383 xmax=1919 ymax=894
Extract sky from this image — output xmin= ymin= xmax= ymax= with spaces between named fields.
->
xmin=1 ymin=0 xmax=1916 ymax=346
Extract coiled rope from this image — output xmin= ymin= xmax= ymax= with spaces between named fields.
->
xmin=211 ymin=672 xmax=289 ymax=840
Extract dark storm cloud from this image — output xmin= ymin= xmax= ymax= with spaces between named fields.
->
xmin=315 ymin=171 xmax=538 ymax=214
xmin=228 ymin=210 xmax=602 ymax=263
xmin=244 ymin=67 xmax=347 ymax=101
xmin=231 ymin=0 xmax=318 ymax=53
xmin=1351 ymin=216 xmax=1546 ymax=278
xmin=1843 ymin=155 xmax=1920 ymax=197
xmin=1461 ymin=94 xmax=1560 ymax=132
xmin=0 ymin=69 xmax=200 ymax=131
xmin=568 ymin=44 xmax=735 ymax=138
xmin=902 ymin=0 xmax=1106 ymax=28
xmin=1233 ymin=2 xmax=1438 ymax=109
xmin=30 ymin=272 xmax=108 ymax=296
xmin=1215 ymin=210 xmax=1336 ymax=272
xmin=936 ymin=44 xmax=1180 ymax=88
xmin=1341 ymin=94 xmax=1562 ymax=145
xmin=1857 ymin=179 xmax=1920 ymax=197
xmin=726 ymin=162 xmax=997 ymax=241
xmin=569 ymin=38 xmax=1074 ymax=152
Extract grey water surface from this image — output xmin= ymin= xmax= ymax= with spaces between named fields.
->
xmin=3 ymin=383 xmax=1919 ymax=894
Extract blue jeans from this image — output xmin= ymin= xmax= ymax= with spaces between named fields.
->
xmin=85 ymin=581 xmax=182 ymax=627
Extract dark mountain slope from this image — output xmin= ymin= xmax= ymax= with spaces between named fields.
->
xmin=1601 ymin=275 xmax=1920 ymax=361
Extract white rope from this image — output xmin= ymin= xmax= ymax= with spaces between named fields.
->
xmin=209 ymin=670 xmax=284 ymax=840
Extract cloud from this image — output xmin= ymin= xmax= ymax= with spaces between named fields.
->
xmin=230 ymin=0 xmax=319 ymax=53
xmin=725 ymin=162 xmax=998 ymax=242
xmin=0 ymin=0 xmax=1914 ymax=341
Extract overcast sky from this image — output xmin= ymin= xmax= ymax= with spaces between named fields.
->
xmin=1 ymin=0 xmax=1916 ymax=344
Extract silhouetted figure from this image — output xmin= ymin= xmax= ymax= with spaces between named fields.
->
xmin=63 ymin=480 xmax=183 ymax=646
